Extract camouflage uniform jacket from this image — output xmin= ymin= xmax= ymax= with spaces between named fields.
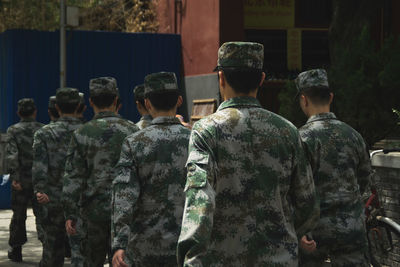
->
xmin=177 ymin=97 xmax=319 ymax=267
xmin=136 ymin=114 xmax=152 ymax=130
xmin=299 ymin=112 xmax=372 ymax=242
xmin=112 ymin=116 xmax=190 ymax=266
xmin=5 ymin=118 xmax=44 ymax=185
xmin=63 ymin=111 xmax=139 ymax=222
xmin=32 ymin=117 xmax=83 ymax=209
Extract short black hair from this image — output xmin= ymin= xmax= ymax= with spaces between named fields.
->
xmin=48 ymin=107 xmax=60 ymax=119
xmin=90 ymin=94 xmax=117 ymax=109
xmin=76 ymin=103 xmax=86 ymax=114
xmin=301 ymin=86 xmax=331 ymax=105
xmin=57 ymin=102 xmax=79 ymax=114
xmin=222 ymin=68 xmax=263 ymax=94
xmin=18 ymin=108 xmax=36 ymax=118
xmin=147 ymin=91 xmax=179 ymax=111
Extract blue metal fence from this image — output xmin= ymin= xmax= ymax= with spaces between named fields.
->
xmin=0 ymin=29 xmax=182 ymax=131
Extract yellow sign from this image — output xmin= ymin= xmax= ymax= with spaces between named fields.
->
xmin=287 ymin=29 xmax=302 ymax=71
xmin=244 ymin=0 xmax=295 ymax=29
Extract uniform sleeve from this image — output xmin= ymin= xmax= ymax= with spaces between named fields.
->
xmin=32 ymin=130 xmax=49 ymax=194
xmin=5 ymin=129 xmax=20 ymax=181
xmin=177 ymin=124 xmax=216 ymax=267
xmin=290 ymin=134 xmax=320 ymax=238
xmin=62 ymin=134 xmax=86 ymax=221
xmin=111 ymin=138 xmax=140 ymax=252
xmin=356 ymin=138 xmax=372 ymax=195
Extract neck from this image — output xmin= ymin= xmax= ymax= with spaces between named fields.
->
xmin=93 ymin=106 xmax=115 ymax=115
xmin=307 ymin=105 xmax=330 ymax=118
xmin=222 ymin=86 xmax=258 ymax=101
xmin=59 ymin=113 xmax=79 ymax=118
xmin=150 ymin=109 xmax=176 ymax=119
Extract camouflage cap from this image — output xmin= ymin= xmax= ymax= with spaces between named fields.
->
xmin=215 ymin=42 xmax=264 ymax=70
xmin=17 ymin=98 xmax=36 ymax=113
xmin=295 ymin=69 xmax=329 ymax=92
xmin=48 ymin=96 xmax=57 ymax=109
xmin=89 ymin=77 xmax=118 ymax=97
xmin=56 ymin=87 xmax=80 ymax=105
xmin=144 ymin=72 xmax=178 ymax=96
xmin=133 ymin=84 xmax=145 ymax=101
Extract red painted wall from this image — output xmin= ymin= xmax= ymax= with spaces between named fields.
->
xmin=155 ymin=0 xmax=220 ymax=76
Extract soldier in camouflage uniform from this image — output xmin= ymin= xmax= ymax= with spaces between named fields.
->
xmin=5 ymin=98 xmax=44 ymax=262
xmin=177 ymin=42 xmax=319 ymax=267
xmin=48 ymin=96 xmax=60 ymax=123
xmin=32 ymin=88 xmax=83 ymax=267
xmin=295 ymin=69 xmax=372 ymax=266
xmin=112 ymin=72 xmax=190 ymax=267
xmin=62 ymin=77 xmax=139 ymax=267
xmin=133 ymin=84 xmax=152 ymax=129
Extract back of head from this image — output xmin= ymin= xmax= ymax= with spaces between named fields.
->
xmin=48 ymin=95 xmax=60 ymax=119
xmin=56 ymin=87 xmax=80 ymax=114
xmin=89 ymin=77 xmax=119 ymax=108
xmin=18 ymin=98 xmax=36 ymax=118
xmin=295 ymin=69 xmax=331 ymax=105
xmin=144 ymin=72 xmax=179 ymax=111
xmin=216 ymin=42 xmax=264 ymax=94
xmin=133 ymin=84 xmax=146 ymax=107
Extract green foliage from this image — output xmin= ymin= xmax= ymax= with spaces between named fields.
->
xmin=278 ymin=27 xmax=400 ymax=147
xmin=0 ymin=0 xmax=158 ymax=33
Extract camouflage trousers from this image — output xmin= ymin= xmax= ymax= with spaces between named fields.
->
xmin=40 ymin=207 xmax=65 ymax=267
xmin=82 ymin=218 xmax=112 ymax=267
xmin=68 ymin=217 xmax=84 ymax=267
xmin=9 ymin=186 xmax=44 ymax=247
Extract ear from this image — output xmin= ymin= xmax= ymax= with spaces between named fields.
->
xmin=89 ymin=98 xmax=94 ymax=108
xmin=300 ymin=94 xmax=308 ymax=106
xmin=176 ymin=95 xmax=183 ymax=108
xmin=144 ymin=98 xmax=152 ymax=111
xmin=55 ymin=104 xmax=62 ymax=113
xmin=328 ymin=92 xmax=334 ymax=105
xmin=259 ymin=72 xmax=266 ymax=87
xmin=218 ymin=71 xmax=225 ymax=89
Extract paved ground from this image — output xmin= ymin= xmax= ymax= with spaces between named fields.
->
xmin=0 ymin=208 xmax=73 ymax=267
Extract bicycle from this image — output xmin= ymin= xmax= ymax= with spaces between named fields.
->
xmin=366 ymin=149 xmax=400 ymax=267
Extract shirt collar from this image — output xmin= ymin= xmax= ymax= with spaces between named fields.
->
xmin=218 ymin=96 xmax=262 ymax=111
xmin=151 ymin=116 xmax=182 ymax=125
xmin=142 ymin=114 xmax=153 ymax=121
xmin=93 ymin=111 xmax=120 ymax=120
xmin=306 ymin=112 xmax=337 ymax=124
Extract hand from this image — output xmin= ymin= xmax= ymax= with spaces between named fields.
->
xmin=36 ymin=192 xmax=50 ymax=204
xmin=65 ymin=219 xmax=77 ymax=235
xmin=112 ymin=249 xmax=128 ymax=267
xmin=300 ymin=235 xmax=317 ymax=252
xmin=11 ymin=180 xmax=22 ymax=191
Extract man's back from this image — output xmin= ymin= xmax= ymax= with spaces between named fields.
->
xmin=6 ymin=119 xmax=44 ymax=183
xmin=63 ymin=111 xmax=139 ymax=220
xmin=32 ymin=117 xmax=83 ymax=207
xmin=178 ymin=97 xmax=318 ymax=266
xmin=113 ymin=116 xmax=190 ymax=266
xmin=299 ymin=112 xmax=371 ymax=243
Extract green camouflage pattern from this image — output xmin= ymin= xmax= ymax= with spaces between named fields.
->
xmin=177 ymin=96 xmax=319 ymax=267
xmin=295 ymin=69 xmax=329 ymax=92
xmin=298 ymin=112 xmax=372 ymax=266
xmin=136 ymin=114 xmax=153 ymax=130
xmin=32 ymin=116 xmax=83 ymax=267
xmin=6 ymin=118 xmax=44 ymax=247
xmin=56 ymin=88 xmax=80 ymax=105
xmin=62 ymin=111 xmax=138 ymax=266
xmin=112 ymin=116 xmax=190 ymax=266
xmin=216 ymin=42 xmax=263 ymax=70
xmin=89 ymin=77 xmax=118 ymax=96
xmin=17 ymin=98 xmax=36 ymax=114
xmin=144 ymin=72 xmax=178 ymax=96
xmin=133 ymin=84 xmax=145 ymax=100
